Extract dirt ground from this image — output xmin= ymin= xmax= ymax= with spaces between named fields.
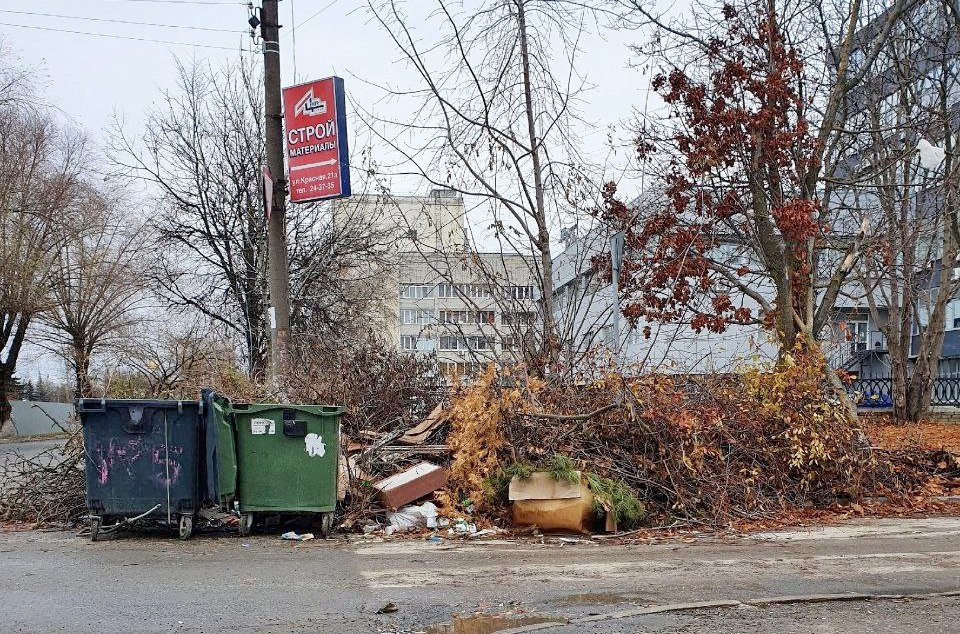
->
xmin=3 ymin=516 xmax=960 ymax=633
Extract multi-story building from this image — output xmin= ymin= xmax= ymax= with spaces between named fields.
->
xmin=396 ymin=251 xmax=537 ymax=379
xmin=552 ymin=223 xmax=778 ymax=373
xmin=332 ymin=188 xmax=539 ymax=380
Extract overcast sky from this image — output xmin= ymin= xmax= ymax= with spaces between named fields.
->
xmin=4 ymin=0 xmax=654 ymax=382
xmin=2 ymin=0 xmax=650 ymax=167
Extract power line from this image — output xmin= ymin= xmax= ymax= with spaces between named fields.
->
xmin=282 ymin=0 xmax=337 ymax=39
xmin=0 ymin=9 xmax=244 ymax=33
xmin=0 ymin=22 xmax=240 ymax=50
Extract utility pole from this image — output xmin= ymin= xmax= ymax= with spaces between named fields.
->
xmin=260 ymin=0 xmax=290 ymax=386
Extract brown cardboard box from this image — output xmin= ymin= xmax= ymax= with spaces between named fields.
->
xmin=373 ymin=461 xmax=447 ymax=508
xmin=509 ymin=471 xmax=595 ymax=534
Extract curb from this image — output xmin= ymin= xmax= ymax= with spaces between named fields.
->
xmin=496 ymin=589 xmax=960 ymax=633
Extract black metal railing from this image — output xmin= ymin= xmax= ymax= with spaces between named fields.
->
xmin=849 ymin=377 xmax=960 ymax=407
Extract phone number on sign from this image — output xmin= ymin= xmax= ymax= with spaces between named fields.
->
xmin=293 ymin=180 xmax=339 ymax=196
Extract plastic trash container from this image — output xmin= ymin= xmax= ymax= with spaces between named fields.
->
xmin=228 ymin=402 xmax=343 ymax=536
xmin=76 ymin=398 xmax=203 ymax=541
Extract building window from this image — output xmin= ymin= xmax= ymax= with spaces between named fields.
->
xmin=439 ymin=361 xmax=482 ymax=379
xmin=439 ymin=335 xmax=464 ymax=351
xmin=475 ymin=310 xmax=495 ymax=325
xmin=439 ymin=310 xmax=470 ymax=324
xmin=400 ymin=335 xmax=418 ymax=350
xmin=400 ymin=284 xmax=432 ymax=299
xmin=502 ymin=311 xmax=535 ymax=326
xmin=509 ymin=285 xmax=534 ymax=300
xmin=400 ymin=309 xmax=434 ymax=325
xmin=467 ymin=336 xmax=495 ymax=350
xmin=437 ymin=283 xmax=454 ymax=298
xmin=469 ymin=284 xmax=492 ymax=298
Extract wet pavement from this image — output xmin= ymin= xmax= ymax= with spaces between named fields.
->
xmin=2 ymin=517 xmax=960 ymax=633
xmin=0 ymin=437 xmax=65 ymax=467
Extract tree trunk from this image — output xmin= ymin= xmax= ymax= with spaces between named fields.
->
xmin=0 ymin=364 xmax=12 ymax=435
xmin=516 ymin=0 xmax=558 ymax=369
xmin=72 ymin=341 xmax=94 ymax=399
xmin=889 ymin=337 xmax=910 ymax=421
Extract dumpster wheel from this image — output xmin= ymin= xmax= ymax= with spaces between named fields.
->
xmin=319 ymin=512 xmax=334 ymax=538
xmin=239 ymin=513 xmax=254 ymax=537
xmin=178 ymin=514 xmax=194 ymax=540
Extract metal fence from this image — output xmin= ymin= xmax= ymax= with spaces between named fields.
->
xmin=849 ymin=377 xmax=960 ymax=407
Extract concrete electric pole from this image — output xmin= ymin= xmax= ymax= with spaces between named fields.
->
xmin=259 ymin=0 xmax=291 ymax=386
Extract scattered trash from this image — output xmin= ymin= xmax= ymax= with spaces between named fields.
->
xmin=241 ymin=543 xmax=252 ymax=548
xmin=386 ymin=501 xmax=439 ymax=532
xmin=468 ymin=528 xmax=503 ymax=539
xmin=425 ymin=534 xmax=444 ymax=543
xmin=509 ymin=471 xmax=595 ymax=534
xmin=280 ymin=531 xmax=315 ymax=541
xmin=422 ymin=501 xmax=439 ymax=528
xmin=396 ymin=404 xmax=449 ymax=445
xmin=556 ymin=537 xmax=582 ymax=544
xmin=376 ymin=601 xmax=398 ymax=614
xmin=448 ymin=518 xmax=477 ymax=535
xmin=373 ymin=461 xmax=447 ymax=508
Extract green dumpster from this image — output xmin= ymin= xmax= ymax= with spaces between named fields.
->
xmin=229 ymin=402 xmax=343 ymax=536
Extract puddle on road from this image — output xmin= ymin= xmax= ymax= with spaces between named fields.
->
xmin=557 ymin=591 xmax=645 ymax=605
xmin=424 ymin=614 xmax=563 ymax=633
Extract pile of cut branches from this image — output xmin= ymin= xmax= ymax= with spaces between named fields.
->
xmin=0 ymin=431 xmax=86 ymax=527
xmin=443 ymin=352 xmax=888 ymax=526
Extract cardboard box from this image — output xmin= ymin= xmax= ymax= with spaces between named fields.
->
xmin=509 ymin=471 xmax=595 ymax=534
xmin=373 ymin=461 xmax=447 ymax=508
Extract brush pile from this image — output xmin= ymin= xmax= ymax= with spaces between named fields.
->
xmin=0 ymin=430 xmax=86 ymax=527
xmin=442 ymin=352 xmax=905 ymax=526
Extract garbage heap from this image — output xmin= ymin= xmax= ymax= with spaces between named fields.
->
xmin=354 ymin=351 xmax=960 ymax=536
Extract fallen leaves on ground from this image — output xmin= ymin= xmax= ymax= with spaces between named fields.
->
xmin=865 ymin=420 xmax=960 ymax=453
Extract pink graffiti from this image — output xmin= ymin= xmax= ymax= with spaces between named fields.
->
xmin=98 ymin=458 xmax=109 ymax=485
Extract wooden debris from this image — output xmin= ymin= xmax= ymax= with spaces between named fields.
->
xmin=396 ymin=404 xmax=447 ymax=445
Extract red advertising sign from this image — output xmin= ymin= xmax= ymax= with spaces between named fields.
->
xmin=282 ymin=76 xmax=351 ymax=203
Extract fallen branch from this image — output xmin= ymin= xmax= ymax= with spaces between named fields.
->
xmin=513 ymin=402 xmax=620 ymax=421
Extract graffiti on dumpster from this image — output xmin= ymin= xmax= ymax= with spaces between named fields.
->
xmin=94 ymin=439 xmax=145 ymax=485
xmin=152 ymin=445 xmax=183 ymax=487
xmin=92 ymin=440 xmax=181 ymax=487
xmin=304 ymin=433 xmax=326 ymax=457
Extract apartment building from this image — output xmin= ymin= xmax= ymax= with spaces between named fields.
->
xmin=332 ymin=188 xmax=539 ymax=379
xmin=397 ymin=251 xmax=537 ymax=379
xmin=552 ymin=223 xmax=778 ymax=373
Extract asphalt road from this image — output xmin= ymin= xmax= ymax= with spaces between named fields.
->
xmin=2 ymin=516 xmax=960 ymax=633
xmin=0 ymin=437 xmax=66 ymax=468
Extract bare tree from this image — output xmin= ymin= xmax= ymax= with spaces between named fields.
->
xmin=112 ymin=58 xmax=403 ymax=381
xmin=364 ymin=0 xmax=617 ymax=372
xmin=843 ymin=0 xmax=960 ymax=420
xmin=110 ymin=58 xmax=274 ymax=377
xmin=0 ymin=101 xmax=85 ymax=425
xmin=32 ymin=186 xmax=149 ymax=398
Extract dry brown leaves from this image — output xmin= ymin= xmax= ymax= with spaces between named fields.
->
xmin=865 ymin=420 xmax=960 ymax=453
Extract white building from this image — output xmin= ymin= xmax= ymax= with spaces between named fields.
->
xmin=552 ymin=224 xmax=778 ymax=373
xmin=332 ymin=189 xmax=537 ymax=380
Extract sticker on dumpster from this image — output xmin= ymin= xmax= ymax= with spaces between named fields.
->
xmin=251 ymin=418 xmax=276 ymax=435
xmin=305 ymin=433 xmax=326 ymax=457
